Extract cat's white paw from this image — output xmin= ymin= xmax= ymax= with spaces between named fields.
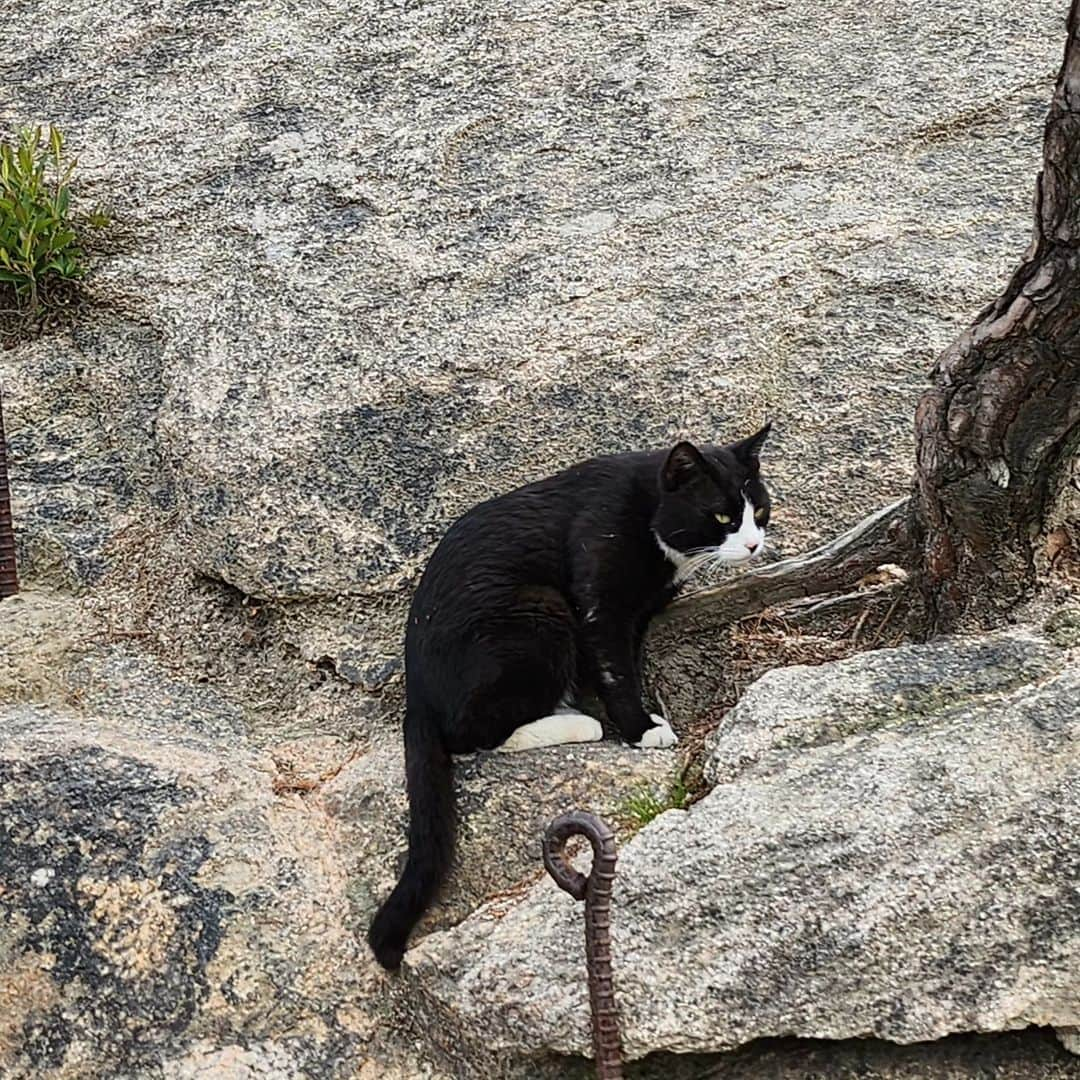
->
xmin=633 ymin=714 xmax=678 ymax=749
xmin=563 ymin=715 xmax=604 ymax=744
xmin=500 ymin=713 xmax=603 ymax=752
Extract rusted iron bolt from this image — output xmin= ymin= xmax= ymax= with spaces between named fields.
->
xmin=0 ymin=388 xmax=18 ymax=600
xmin=543 ymin=810 xmax=623 ymax=1080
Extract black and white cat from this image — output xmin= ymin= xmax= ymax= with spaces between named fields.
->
xmin=368 ymin=424 xmax=772 ymax=970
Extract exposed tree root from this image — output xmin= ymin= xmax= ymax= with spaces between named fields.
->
xmin=658 ymin=497 xmax=912 ymax=630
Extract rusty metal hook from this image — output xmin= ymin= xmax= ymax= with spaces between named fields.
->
xmin=543 ymin=810 xmax=623 ymax=1080
xmin=0 ymin=388 xmax=18 ymax=600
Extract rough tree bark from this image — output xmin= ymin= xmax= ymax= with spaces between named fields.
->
xmin=912 ymin=0 xmax=1080 ymax=631
xmin=0 ymin=386 xmax=17 ymax=598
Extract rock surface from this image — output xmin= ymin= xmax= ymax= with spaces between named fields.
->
xmin=0 ymin=603 xmax=679 ymax=1079
xmin=3 ymin=592 xmax=1079 ymax=1078
xmin=409 ymin=630 xmax=1080 ymax=1068
xmin=703 ymin=628 xmax=1067 ymax=783
xmin=323 ymin=741 xmax=678 ymax=937
xmin=0 ymin=702 xmax=373 ymax=1079
xmin=1 ymin=0 xmax=1075 ymax=1077
xmin=0 ymin=0 xmax=1062 ymax=625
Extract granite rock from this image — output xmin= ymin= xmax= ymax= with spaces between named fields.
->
xmin=409 ymin=632 xmax=1080 ymax=1069
xmin=0 ymin=0 xmax=1062 ymax=615
xmin=0 ymin=673 xmax=678 ymax=1077
xmin=703 ymin=628 xmax=1067 ymax=784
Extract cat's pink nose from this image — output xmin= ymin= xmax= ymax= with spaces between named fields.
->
xmin=745 ymin=541 xmax=759 ymax=554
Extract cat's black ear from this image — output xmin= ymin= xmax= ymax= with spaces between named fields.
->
xmin=661 ymin=441 xmax=707 ymax=492
xmin=728 ymin=421 xmax=772 ymax=465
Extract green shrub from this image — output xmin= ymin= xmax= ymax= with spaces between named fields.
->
xmin=0 ymin=125 xmax=107 ymax=313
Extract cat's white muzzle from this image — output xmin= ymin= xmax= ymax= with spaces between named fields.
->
xmin=715 ymin=497 xmax=766 ymax=563
xmin=715 ymin=535 xmax=765 ymax=564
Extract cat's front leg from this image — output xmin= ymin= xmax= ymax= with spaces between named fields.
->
xmin=583 ymin=627 xmax=677 ymax=750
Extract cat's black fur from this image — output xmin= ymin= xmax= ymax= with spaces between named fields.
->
xmin=367 ymin=425 xmax=772 ymax=970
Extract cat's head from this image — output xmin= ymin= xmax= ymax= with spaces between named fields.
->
xmin=653 ymin=423 xmax=772 ymax=570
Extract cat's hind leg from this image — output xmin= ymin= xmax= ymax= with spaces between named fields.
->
xmin=446 ymin=585 xmax=590 ymax=754
xmin=498 ymin=704 xmax=602 ymax=753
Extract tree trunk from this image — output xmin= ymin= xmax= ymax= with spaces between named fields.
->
xmin=912 ymin=0 xmax=1080 ymax=631
xmin=0 ymin=386 xmax=17 ymax=598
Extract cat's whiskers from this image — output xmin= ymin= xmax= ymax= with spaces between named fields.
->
xmin=677 ymin=547 xmax=721 ymax=581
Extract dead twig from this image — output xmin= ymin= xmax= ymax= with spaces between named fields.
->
xmin=850 ymin=607 xmax=871 ymax=646
xmin=868 ymin=591 xmax=905 ymax=649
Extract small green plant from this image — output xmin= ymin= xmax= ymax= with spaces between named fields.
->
xmin=0 ymin=125 xmax=107 ymax=314
xmin=618 ymin=774 xmax=690 ymax=830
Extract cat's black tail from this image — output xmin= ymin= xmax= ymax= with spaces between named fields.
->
xmin=367 ymin=702 xmax=455 ymax=971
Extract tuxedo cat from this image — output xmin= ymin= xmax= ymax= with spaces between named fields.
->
xmin=368 ymin=424 xmax=772 ymax=970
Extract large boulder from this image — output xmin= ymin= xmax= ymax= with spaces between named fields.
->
xmin=408 ymin=629 xmax=1080 ymax=1070
xmin=1 ymin=0 xmax=1062 ymax=615
xmin=0 ymin=703 xmax=374 ymax=1079
xmin=0 ymin=597 xmax=678 ymax=1078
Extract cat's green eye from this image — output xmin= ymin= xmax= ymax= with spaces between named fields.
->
xmin=715 ymin=513 xmax=731 ymax=525
xmin=754 ymin=507 xmax=767 ymax=522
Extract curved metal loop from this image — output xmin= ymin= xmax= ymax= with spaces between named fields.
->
xmin=543 ymin=809 xmax=615 ymax=901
